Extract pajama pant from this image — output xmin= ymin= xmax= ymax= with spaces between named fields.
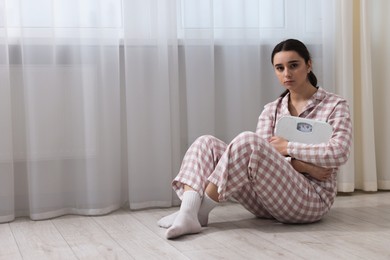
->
xmin=172 ymin=132 xmax=335 ymax=223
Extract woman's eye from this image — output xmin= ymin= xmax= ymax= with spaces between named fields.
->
xmin=290 ymin=63 xmax=299 ymax=69
xmin=276 ymin=66 xmax=284 ymax=72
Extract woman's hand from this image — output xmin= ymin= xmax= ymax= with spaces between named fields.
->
xmin=268 ymin=136 xmax=333 ymax=181
xmin=291 ymin=159 xmax=333 ymax=181
xmin=268 ymin=136 xmax=289 ymax=156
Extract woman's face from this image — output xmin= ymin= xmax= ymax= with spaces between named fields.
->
xmin=272 ymin=50 xmax=312 ymax=92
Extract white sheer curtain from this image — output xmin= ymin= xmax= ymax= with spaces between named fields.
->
xmin=1 ymin=0 xmax=388 ymax=223
xmin=1 ymin=0 xmax=125 ymax=222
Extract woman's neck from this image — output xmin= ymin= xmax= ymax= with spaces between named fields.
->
xmin=288 ymin=84 xmax=317 ymax=116
xmin=289 ymin=84 xmax=317 ymax=102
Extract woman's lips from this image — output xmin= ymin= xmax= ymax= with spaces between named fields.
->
xmin=284 ymin=80 xmax=294 ymax=84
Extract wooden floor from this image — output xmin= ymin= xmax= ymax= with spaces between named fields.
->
xmin=1 ymin=191 xmax=390 ymax=260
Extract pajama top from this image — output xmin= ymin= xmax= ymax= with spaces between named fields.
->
xmin=257 ymin=87 xmax=352 ymax=169
xmin=256 ymin=87 xmax=352 ymax=209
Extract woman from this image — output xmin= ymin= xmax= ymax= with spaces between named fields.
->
xmin=158 ymin=39 xmax=352 ymax=239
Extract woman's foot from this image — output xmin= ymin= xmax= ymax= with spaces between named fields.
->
xmin=166 ymin=210 xmax=201 ymax=239
xmin=163 ymin=190 xmax=202 ymax=239
xmin=157 ymin=211 xmax=179 ymax=228
xmin=157 ymin=191 xmax=219 ymax=231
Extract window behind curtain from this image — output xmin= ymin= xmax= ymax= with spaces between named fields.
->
xmin=5 ymin=0 xmax=122 ymax=28
xmin=178 ymin=0 xmax=323 ymax=42
xmin=4 ymin=0 xmax=323 ymax=41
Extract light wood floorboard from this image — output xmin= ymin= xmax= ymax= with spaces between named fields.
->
xmin=1 ymin=191 xmax=390 ymax=259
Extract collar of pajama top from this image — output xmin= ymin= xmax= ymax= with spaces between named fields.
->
xmin=280 ymin=87 xmax=327 ymax=118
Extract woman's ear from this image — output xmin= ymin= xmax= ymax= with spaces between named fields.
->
xmin=307 ymin=60 xmax=312 ymax=73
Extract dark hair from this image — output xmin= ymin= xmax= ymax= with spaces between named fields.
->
xmin=271 ymin=39 xmax=317 ymax=97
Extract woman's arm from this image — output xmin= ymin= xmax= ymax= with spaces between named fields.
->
xmin=291 ymin=159 xmax=333 ymax=181
xmin=268 ymin=136 xmax=333 ymax=181
xmin=287 ymin=100 xmax=352 ymax=168
xmin=256 ymin=101 xmax=278 ymax=140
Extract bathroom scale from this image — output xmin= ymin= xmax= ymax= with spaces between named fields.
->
xmin=275 ymin=116 xmax=333 ymax=144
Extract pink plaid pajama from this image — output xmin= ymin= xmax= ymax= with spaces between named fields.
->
xmin=172 ymin=87 xmax=352 ymax=224
xmin=172 ymin=132 xmax=330 ymax=223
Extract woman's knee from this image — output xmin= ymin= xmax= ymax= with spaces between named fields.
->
xmin=193 ymin=135 xmax=226 ymax=150
xmin=194 ymin=135 xmax=219 ymax=144
xmin=230 ymin=131 xmax=266 ymax=150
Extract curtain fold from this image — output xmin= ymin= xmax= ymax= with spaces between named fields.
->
xmin=0 ymin=14 xmax=14 ymax=221
xmin=369 ymin=0 xmax=390 ymax=190
xmin=0 ymin=0 xmax=389 ymax=223
xmin=355 ymin=0 xmax=378 ymax=190
xmin=332 ymin=0 xmax=356 ymax=192
xmin=123 ymin=0 xmax=181 ymax=209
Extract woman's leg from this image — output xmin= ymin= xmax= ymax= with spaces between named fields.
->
xmin=172 ymin=135 xmax=228 ymax=199
xmin=158 ymin=135 xmax=227 ymax=238
xmin=159 ymin=184 xmax=219 ymax=238
xmin=163 ymin=131 xmax=329 ymax=238
xmin=208 ymin=131 xmax=328 ymax=223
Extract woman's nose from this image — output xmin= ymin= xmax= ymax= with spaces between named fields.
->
xmin=283 ymin=68 xmax=291 ymax=77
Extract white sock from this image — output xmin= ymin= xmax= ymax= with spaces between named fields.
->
xmin=198 ymin=192 xmax=218 ymax=226
xmin=157 ymin=211 xmax=179 ymax=228
xmin=157 ymin=192 xmax=219 ymax=229
xmin=165 ymin=190 xmax=202 ymax=239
